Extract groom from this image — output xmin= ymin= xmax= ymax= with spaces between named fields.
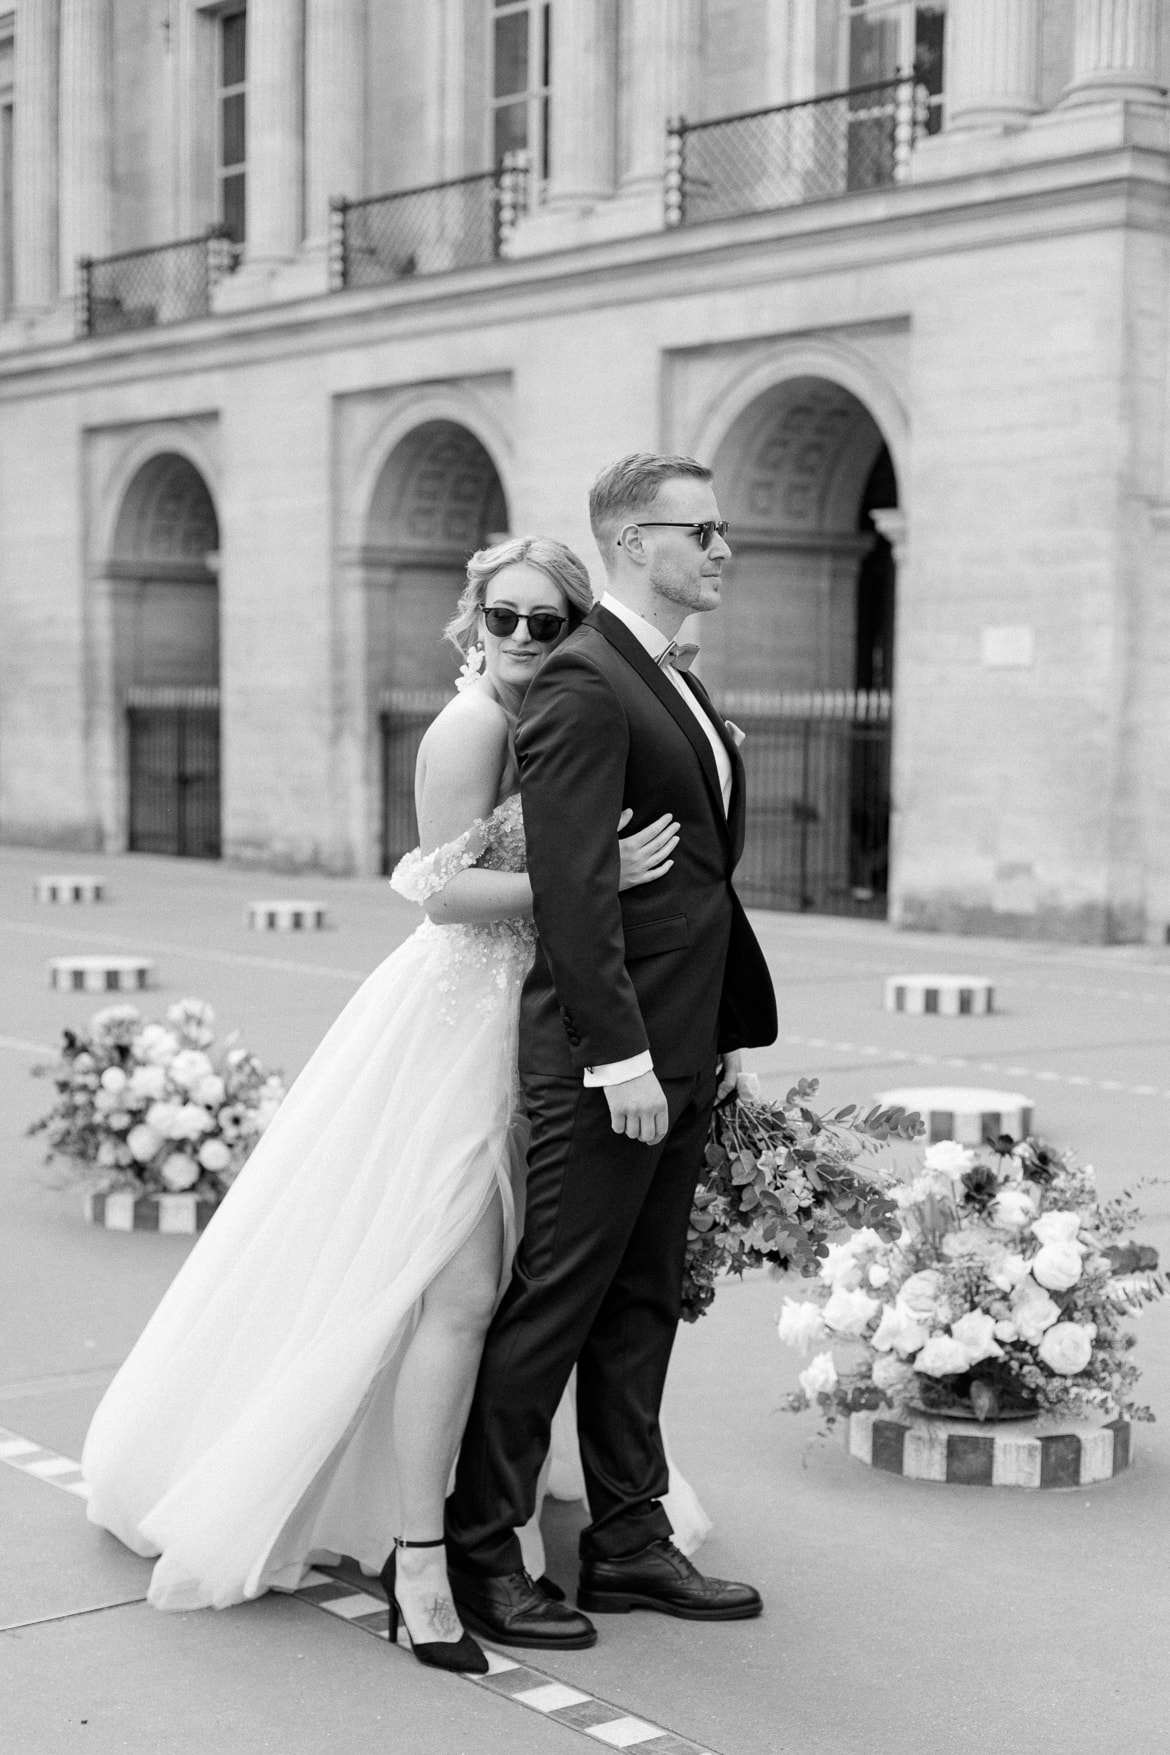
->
xmin=446 ymin=453 xmax=778 ymax=1647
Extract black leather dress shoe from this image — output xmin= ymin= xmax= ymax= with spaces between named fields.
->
xmin=578 ymin=1539 xmax=763 ymax=1620
xmin=449 ymin=1566 xmax=597 ymax=1649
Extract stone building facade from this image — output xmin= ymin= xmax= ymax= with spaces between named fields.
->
xmin=0 ymin=0 xmax=1168 ymax=943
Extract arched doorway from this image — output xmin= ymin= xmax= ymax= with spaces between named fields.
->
xmin=706 ymin=376 xmax=899 ymax=915
xmin=109 ymin=453 xmax=221 ymax=858
xmin=361 ymin=420 xmax=509 ymax=871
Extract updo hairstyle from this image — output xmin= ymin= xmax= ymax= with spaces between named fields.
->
xmin=444 ymin=535 xmax=595 ymax=658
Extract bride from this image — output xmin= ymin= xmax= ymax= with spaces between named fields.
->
xmin=82 ymin=535 xmax=699 ymax=1675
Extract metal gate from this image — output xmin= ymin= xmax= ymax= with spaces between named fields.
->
xmin=380 ymin=689 xmax=453 ymax=874
xmin=126 ymin=685 xmax=221 ymax=859
xmin=723 ymin=689 xmax=891 ymax=917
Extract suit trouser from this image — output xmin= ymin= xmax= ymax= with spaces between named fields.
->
xmin=445 ymin=1061 xmax=717 ymax=1574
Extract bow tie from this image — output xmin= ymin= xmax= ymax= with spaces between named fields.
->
xmin=658 ymin=640 xmax=700 ymax=673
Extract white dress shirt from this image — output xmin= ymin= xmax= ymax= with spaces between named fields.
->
xmin=583 ymin=593 xmax=733 ymax=1088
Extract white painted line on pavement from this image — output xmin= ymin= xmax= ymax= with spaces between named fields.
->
xmin=0 ymin=919 xmax=367 ymax=983
xmin=778 ymin=1035 xmax=1170 ymax=1102
xmin=0 ymin=1034 xmax=55 ymax=1056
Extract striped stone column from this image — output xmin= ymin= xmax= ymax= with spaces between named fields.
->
xmin=945 ymin=0 xmax=1043 ymax=130
xmin=304 ymin=0 xmax=366 ymax=250
xmin=619 ymin=0 xmax=700 ymax=195
xmin=58 ymin=0 xmax=112 ymax=296
xmin=245 ymin=0 xmax=304 ymax=260
xmin=1063 ymin=0 xmax=1166 ymax=104
xmin=545 ymin=0 xmax=617 ymax=207
xmin=13 ymin=0 xmax=60 ymax=310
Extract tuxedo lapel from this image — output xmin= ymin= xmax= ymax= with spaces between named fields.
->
xmin=588 ymin=605 xmax=729 ymax=835
xmin=679 ymin=669 xmax=747 ymax=862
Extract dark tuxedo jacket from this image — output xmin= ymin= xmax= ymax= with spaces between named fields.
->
xmin=516 ymin=602 xmax=777 ymax=1080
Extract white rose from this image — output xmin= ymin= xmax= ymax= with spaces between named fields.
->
xmin=871 ymin=1353 xmax=916 ymax=1396
xmin=135 ymin=1024 xmax=181 ymax=1065
xmin=1010 ymin=1278 xmax=1062 ymax=1343
xmin=923 ymin=1141 xmax=975 ymax=1178
xmin=1037 ymin=1321 xmax=1094 ymax=1376
xmin=169 ymin=1049 xmax=214 ymax=1092
xmin=1031 ymin=1212 xmax=1084 ymax=1248
xmin=1032 ymin=1241 xmax=1084 ymax=1292
xmin=160 ymin=1152 xmax=200 ymax=1191
xmin=868 ymin=1263 xmax=891 ymax=1288
xmin=195 ymin=1074 xmax=226 ymax=1110
xmin=870 ymin=1302 xmax=930 ymax=1357
xmin=990 ymin=1251 xmax=1031 ymax=1292
xmin=993 ymin=1319 xmax=1019 ymax=1343
xmin=96 ymin=1140 xmax=119 ymax=1168
xmin=92 ymin=1088 xmax=118 ymax=1115
xmin=736 ymin=1071 xmax=761 ymax=1099
xmin=798 ymin=1351 xmax=838 ymax=1399
xmin=897 ymin=1269 xmax=946 ymax=1318
xmin=128 ymin=1063 xmax=168 ymax=1102
xmin=949 ymin=1311 xmax=1004 ymax=1366
xmin=197 ymin=1137 xmax=232 ymax=1174
xmin=777 ymin=1298 xmax=827 ymax=1355
xmin=146 ymin=1101 xmax=182 ymax=1138
xmin=914 ymin=1335 xmax=972 ymax=1378
xmin=99 ymin=1066 xmax=128 ymax=1094
xmin=172 ymin=1102 xmax=214 ymax=1140
xmin=818 ymin=1242 xmax=864 ymax=1290
xmin=106 ymin=1111 xmax=132 ymax=1132
xmin=126 ymin=1123 xmax=162 ymax=1164
xmin=823 ymin=1285 xmax=881 ymax=1338
xmin=991 ymin=1188 xmax=1036 ymax=1231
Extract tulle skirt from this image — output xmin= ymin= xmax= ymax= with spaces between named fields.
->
xmin=82 ymin=914 xmax=710 ymax=1611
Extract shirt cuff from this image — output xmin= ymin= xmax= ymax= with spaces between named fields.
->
xmin=583 ymin=1051 xmax=655 ymax=1088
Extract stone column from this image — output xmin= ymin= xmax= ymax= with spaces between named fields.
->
xmin=1062 ymin=0 xmax=1166 ymax=105
xmin=945 ymin=0 xmax=1042 ymax=130
xmin=245 ymin=0 xmax=304 ymax=260
xmin=58 ymin=0 xmax=112 ymax=295
xmin=544 ymin=0 xmax=616 ymax=207
xmin=304 ymin=0 xmax=365 ymax=250
xmin=620 ymin=0 xmax=700 ymax=195
xmin=13 ymin=0 xmax=60 ymax=310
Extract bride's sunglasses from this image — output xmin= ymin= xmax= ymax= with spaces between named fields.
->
xmin=481 ymin=606 xmax=568 ymax=643
xmin=632 ymin=520 xmax=730 ymax=550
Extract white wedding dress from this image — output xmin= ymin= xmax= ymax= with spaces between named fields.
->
xmin=83 ymin=795 xmax=709 ymax=1611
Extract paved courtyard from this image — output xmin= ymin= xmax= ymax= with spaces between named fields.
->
xmin=2 ymin=843 xmax=1168 ymax=1755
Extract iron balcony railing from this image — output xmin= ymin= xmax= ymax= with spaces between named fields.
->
xmin=77 ymin=229 xmax=239 ymax=339
xmin=330 ymin=153 xmax=529 ymax=292
xmin=665 ymin=77 xmax=929 ymax=228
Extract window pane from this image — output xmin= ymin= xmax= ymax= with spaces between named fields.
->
xmin=221 ymin=92 xmax=245 ymax=169
xmin=493 ymin=11 xmax=528 ymax=99
xmin=848 ymin=14 xmax=899 ymax=85
xmin=542 ymin=4 xmax=551 ymax=88
xmin=915 ymin=6 xmax=945 ymax=96
xmin=493 ymin=100 xmax=528 ymax=163
xmin=222 ymin=11 xmax=246 ymax=88
xmin=222 ymin=171 xmax=246 ymax=244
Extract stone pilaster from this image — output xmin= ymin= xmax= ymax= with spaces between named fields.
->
xmin=58 ymin=0 xmax=112 ymax=295
xmin=619 ymin=0 xmax=700 ymax=195
xmin=304 ymin=0 xmax=365 ymax=250
xmin=1062 ymin=0 xmax=1166 ymax=105
xmin=544 ymin=0 xmax=617 ymax=208
xmin=945 ymin=0 xmax=1042 ymax=131
xmin=245 ymin=0 xmax=304 ymax=261
xmin=13 ymin=0 xmax=59 ymax=310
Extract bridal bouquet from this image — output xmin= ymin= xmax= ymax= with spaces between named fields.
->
xmin=30 ymin=999 xmax=285 ymax=1201
xmin=779 ymin=1135 xmax=1164 ymax=1426
xmin=681 ymin=1078 xmax=919 ymax=1321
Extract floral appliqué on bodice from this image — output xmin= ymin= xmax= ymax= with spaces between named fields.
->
xmin=389 ymin=793 xmax=533 ymax=1021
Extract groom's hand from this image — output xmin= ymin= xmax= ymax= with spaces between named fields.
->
xmin=714 ymin=1051 xmax=743 ymax=1104
xmin=604 ymin=1070 xmax=669 ymax=1145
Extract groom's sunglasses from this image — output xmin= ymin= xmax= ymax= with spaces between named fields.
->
xmin=632 ymin=520 xmax=730 ymax=550
xmin=481 ymin=606 xmax=568 ymax=643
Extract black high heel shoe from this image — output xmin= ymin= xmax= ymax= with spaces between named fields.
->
xmin=380 ymin=1537 xmax=489 ymax=1675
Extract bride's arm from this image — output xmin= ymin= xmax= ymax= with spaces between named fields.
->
xmin=416 ymin=695 xmax=535 ymax=926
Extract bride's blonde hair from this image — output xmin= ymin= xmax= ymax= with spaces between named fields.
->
xmin=444 ymin=536 xmax=595 ymax=658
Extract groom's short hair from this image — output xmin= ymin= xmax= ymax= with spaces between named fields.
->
xmin=589 ymin=453 xmax=714 ymax=555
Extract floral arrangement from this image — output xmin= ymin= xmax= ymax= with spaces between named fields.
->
xmin=681 ymin=1077 xmax=922 ymax=1322
xmin=779 ymin=1135 xmax=1164 ymax=1426
xmin=30 ymin=999 xmax=285 ymax=1201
